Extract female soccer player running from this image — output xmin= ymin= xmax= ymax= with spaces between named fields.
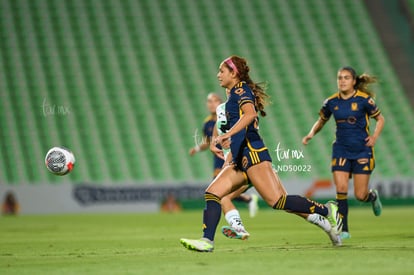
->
xmin=180 ymin=56 xmax=342 ymax=252
xmin=214 ymin=90 xmax=332 ymax=241
xmin=189 ymin=92 xmax=257 ymax=240
xmin=302 ymin=66 xmax=385 ymax=240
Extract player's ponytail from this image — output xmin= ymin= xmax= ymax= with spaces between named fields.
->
xmin=339 ymin=66 xmax=377 ymax=98
xmin=247 ymin=81 xmax=269 ymax=117
xmin=355 ymin=74 xmax=377 ymax=98
xmin=226 ymin=55 xmax=269 ymax=117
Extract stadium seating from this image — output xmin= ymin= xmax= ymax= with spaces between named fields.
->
xmin=0 ymin=0 xmax=413 ymax=185
xmin=408 ymin=0 xmax=414 ymax=14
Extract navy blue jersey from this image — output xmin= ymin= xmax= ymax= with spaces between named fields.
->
xmin=202 ymin=115 xmax=224 ymax=170
xmin=226 ymin=82 xmax=267 ymax=164
xmin=319 ymin=90 xmax=381 ymax=159
xmin=202 ymin=115 xmax=216 ymax=139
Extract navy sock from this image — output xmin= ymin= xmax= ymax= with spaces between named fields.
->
xmin=336 ymin=192 xmax=349 ymax=232
xmin=202 ymin=192 xmax=222 ymax=241
xmin=273 ymin=195 xmax=328 ymax=216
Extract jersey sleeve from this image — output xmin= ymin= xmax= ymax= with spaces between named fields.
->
xmin=319 ymin=98 xmax=332 ymax=121
xmin=233 ymin=86 xmax=254 ymax=109
xmin=365 ymin=97 xmax=381 ymax=118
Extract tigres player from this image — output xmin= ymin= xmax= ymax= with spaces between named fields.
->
xmin=215 ymin=90 xmax=334 ymax=241
xmin=190 ymin=92 xmax=259 ymax=240
xmin=181 ymin=55 xmax=342 ymax=252
xmin=303 ymin=66 xmax=385 ymax=240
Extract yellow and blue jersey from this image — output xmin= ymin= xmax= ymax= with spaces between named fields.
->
xmin=203 ymin=115 xmax=224 ymax=170
xmin=319 ymin=90 xmax=381 ymax=159
xmin=226 ymin=82 xmax=269 ymax=166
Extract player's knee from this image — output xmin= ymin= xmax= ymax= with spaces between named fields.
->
xmin=205 ymin=185 xmax=221 ymax=198
xmin=355 ymin=191 xmax=367 ymax=201
xmin=335 ymin=186 xmax=348 ymax=193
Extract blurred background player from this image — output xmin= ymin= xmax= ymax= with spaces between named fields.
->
xmin=189 ymin=93 xmax=258 ymax=240
xmin=2 ymin=191 xmax=19 ymax=215
xmin=303 ymin=66 xmax=384 ymax=240
xmin=189 ymin=93 xmax=225 ymax=178
xmin=160 ymin=192 xmax=182 ymax=213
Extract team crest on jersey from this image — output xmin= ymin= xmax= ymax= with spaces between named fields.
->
xmin=234 ymin=88 xmax=246 ymax=96
xmin=368 ymin=98 xmax=375 ymax=105
xmin=334 ymin=106 xmax=339 ymax=111
xmin=351 ymin=102 xmax=358 ymax=111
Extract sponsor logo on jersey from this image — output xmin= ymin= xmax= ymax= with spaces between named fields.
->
xmin=242 ymin=156 xmax=249 ymax=169
xmin=347 ymin=116 xmax=357 ymax=124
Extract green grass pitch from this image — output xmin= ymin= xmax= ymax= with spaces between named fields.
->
xmin=1 ymin=206 xmax=413 ymax=274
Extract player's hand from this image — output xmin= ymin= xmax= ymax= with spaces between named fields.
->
xmin=215 ymin=133 xmax=230 ymax=146
xmin=221 ymin=138 xmax=231 ymax=149
xmin=210 ymin=144 xmax=225 ymax=160
xmin=189 ymin=148 xmax=197 ymax=156
xmin=302 ymin=135 xmax=312 ymax=145
xmin=365 ymin=136 xmax=377 ymax=147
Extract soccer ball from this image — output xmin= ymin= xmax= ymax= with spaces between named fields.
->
xmin=45 ymin=146 xmax=76 ymax=176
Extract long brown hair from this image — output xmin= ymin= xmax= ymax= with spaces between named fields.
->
xmin=224 ymin=55 xmax=269 ymax=116
xmin=339 ymin=66 xmax=377 ymax=98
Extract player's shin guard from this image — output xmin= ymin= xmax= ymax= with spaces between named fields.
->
xmin=336 ymin=192 xmax=349 ymax=232
xmin=273 ymin=195 xmax=328 ymax=216
xmin=202 ymin=192 xmax=222 ymax=241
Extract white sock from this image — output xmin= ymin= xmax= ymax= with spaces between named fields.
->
xmin=225 ymin=209 xmax=244 ymax=229
xmin=307 ymin=213 xmax=331 ymax=232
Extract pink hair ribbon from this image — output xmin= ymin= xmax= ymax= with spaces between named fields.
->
xmin=224 ymin=57 xmax=239 ymax=74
